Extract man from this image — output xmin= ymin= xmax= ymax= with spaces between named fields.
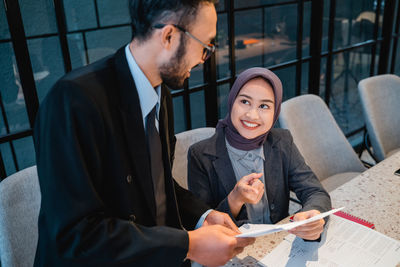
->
xmin=33 ymin=0 xmax=254 ymax=266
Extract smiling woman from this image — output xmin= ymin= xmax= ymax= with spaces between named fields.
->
xmin=187 ymin=67 xmax=332 ymax=241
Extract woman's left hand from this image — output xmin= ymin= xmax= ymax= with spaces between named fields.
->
xmin=288 ymin=210 xmax=325 ymax=240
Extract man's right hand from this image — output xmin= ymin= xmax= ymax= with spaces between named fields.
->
xmin=186 ymin=225 xmax=255 ymax=267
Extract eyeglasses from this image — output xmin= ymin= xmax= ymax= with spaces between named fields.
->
xmin=153 ymin=23 xmax=215 ymax=61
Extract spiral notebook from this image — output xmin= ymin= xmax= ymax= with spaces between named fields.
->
xmin=333 ymin=210 xmax=375 ymax=229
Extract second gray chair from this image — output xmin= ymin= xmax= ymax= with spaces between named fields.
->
xmin=172 ymin=127 xmax=215 ymax=189
xmin=0 ymin=165 xmax=40 ymax=267
xmin=358 ymin=74 xmax=400 ymax=162
xmin=279 ymin=94 xmax=366 ymax=192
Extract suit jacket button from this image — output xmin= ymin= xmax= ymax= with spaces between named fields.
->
xmin=126 ymin=175 xmax=132 ymax=184
xmin=270 ymin=204 xmax=275 ymax=210
xmin=129 ymin=214 xmax=136 ymax=222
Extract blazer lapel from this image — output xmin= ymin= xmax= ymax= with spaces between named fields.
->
xmin=263 ymin=135 xmax=280 ymax=206
xmin=208 ymin=128 xmax=237 ymax=196
xmin=113 ymin=47 xmax=156 ymax=222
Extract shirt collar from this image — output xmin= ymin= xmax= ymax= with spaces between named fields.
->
xmin=226 ymin=138 xmax=265 ymax=161
xmin=125 ymin=44 xmax=161 ymax=124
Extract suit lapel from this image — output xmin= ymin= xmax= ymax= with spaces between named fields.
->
xmin=209 ymin=129 xmax=237 ymax=196
xmin=263 ymin=135 xmax=279 ymax=206
xmin=113 ymin=47 xmax=156 ymax=222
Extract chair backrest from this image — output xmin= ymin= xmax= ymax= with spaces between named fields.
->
xmin=172 ymin=127 xmax=215 ymax=189
xmin=0 ymin=166 xmax=40 ymax=267
xmin=278 ymin=94 xmax=365 ymax=181
xmin=358 ymin=74 xmax=400 ymax=161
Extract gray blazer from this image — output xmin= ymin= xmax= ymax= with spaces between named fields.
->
xmin=188 ymin=127 xmax=331 ymax=225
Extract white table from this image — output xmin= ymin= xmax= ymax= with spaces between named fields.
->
xmin=224 ymin=151 xmax=400 ymax=266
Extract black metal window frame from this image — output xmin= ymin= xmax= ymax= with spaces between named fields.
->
xmin=0 ymin=0 xmax=399 ymax=179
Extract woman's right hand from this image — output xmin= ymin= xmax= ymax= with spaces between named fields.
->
xmin=227 ymin=173 xmax=264 ymax=217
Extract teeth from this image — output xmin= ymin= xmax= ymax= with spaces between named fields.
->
xmin=243 ymin=121 xmax=258 ymax=128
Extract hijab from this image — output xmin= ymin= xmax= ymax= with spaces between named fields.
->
xmin=216 ymin=67 xmax=283 ymax=151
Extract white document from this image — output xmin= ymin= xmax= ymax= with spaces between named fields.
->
xmin=236 ymin=207 xmax=344 ymax=238
xmin=259 ymin=214 xmax=400 ymax=267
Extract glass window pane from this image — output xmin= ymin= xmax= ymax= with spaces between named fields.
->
xmin=274 ymin=66 xmax=296 ymax=101
xmin=0 ymin=0 xmax=10 ymax=39
xmin=189 ymin=64 xmax=204 ymax=88
xmin=18 ymin=0 xmax=58 ymax=36
xmin=0 ymin=143 xmax=16 ymax=176
xmin=374 ymin=42 xmax=380 ymax=75
xmin=190 ymin=91 xmax=206 ymax=129
xmin=216 ymin=0 xmax=225 ymax=12
xmin=302 ymin=2 xmax=311 ymax=57
xmin=394 ymin=40 xmax=400 ymax=75
xmin=217 ymin=83 xmax=230 ymax=119
xmin=13 ymin=136 xmax=36 ymax=171
xmin=0 ymin=42 xmax=30 ymax=134
xmin=97 ymin=0 xmax=130 ymax=27
xmin=377 ymin=0 xmax=384 ymax=38
xmin=301 ymin=62 xmax=309 ymax=95
xmin=67 ymin=33 xmax=87 ymax=69
xmin=334 ymin=0 xmax=376 ymax=50
xmin=63 ymin=0 xmax=97 ymax=32
xmin=173 ymin=96 xmax=186 ymax=134
xmin=330 ymin=46 xmax=372 ymax=135
xmin=235 ymin=0 xmax=292 ymax=9
xmin=28 ymin=36 xmax=66 ymax=102
xmin=235 ymin=8 xmax=262 ymax=74
xmin=319 ymin=56 xmax=328 ymax=100
xmin=216 ymin=13 xmax=230 ymax=80
xmin=322 ymin=0 xmax=330 ymax=52
xmin=85 ymin=26 xmax=131 ymax=63
xmin=234 ymin=4 xmax=298 ymax=74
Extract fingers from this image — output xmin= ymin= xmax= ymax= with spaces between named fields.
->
xmin=222 ymin=214 xmax=240 ymax=234
xmin=292 ymin=230 xmax=322 ymax=240
xmin=241 ymin=173 xmax=263 ymax=184
xmin=290 ymin=219 xmax=324 ymax=232
xmin=289 ymin=225 xmax=324 ymax=240
xmin=252 ymin=179 xmax=264 ymax=190
xmin=217 ymin=224 xmax=240 ymax=237
xmin=293 ymin=210 xmax=320 ymax=221
xmin=289 ymin=210 xmax=325 ymax=240
xmin=234 ymin=246 xmax=244 ymax=255
xmin=235 ymin=237 xmax=256 ymax=248
xmin=288 ymin=218 xmax=325 ymax=240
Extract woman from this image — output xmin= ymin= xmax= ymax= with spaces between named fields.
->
xmin=188 ymin=67 xmax=331 ymax=241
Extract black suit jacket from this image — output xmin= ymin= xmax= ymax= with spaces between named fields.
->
xmin=33 ymin=46 xmax=209 ymax=266
xmin=188 ymin=127 xmax=331 ymax=225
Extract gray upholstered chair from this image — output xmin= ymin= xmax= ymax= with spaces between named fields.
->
xmin=358 ymin=74 xmax=400 ymax=162
xmin=279 ymin=94 xmax=366 ymax=192
xmin=172 ymin=127 xmax=215 ymax=189
xmin=0 ymin=166 xmax=40 ymax=267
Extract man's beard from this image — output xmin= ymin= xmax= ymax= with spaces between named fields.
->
xmin=159 ymin=35 xmax=188 ymax=90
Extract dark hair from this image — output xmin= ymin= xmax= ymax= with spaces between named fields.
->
xmin=129 ymin=0 xmax=217 ymax=42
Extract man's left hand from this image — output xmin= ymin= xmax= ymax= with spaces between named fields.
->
xmin=288 ymin=209 xmax=325 ymax=240
xmin=203 ymin=210 xmax=239 ymax=233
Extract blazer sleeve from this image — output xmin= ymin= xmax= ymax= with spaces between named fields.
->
xmin=285 ymin=132 xmax=332 ymax=214
xmin=34 ymin=80 xmax=188 ymax=266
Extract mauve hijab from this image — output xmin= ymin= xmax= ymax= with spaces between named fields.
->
xmin=216 ymin=67 xmax=283 ymax=151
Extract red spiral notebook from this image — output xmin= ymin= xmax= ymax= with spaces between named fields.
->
xmin=333 ymin=210 xmax=375 ymax=229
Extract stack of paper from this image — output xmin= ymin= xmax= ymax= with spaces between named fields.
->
xmin=237 ymin=207 xmax=344 ymax=238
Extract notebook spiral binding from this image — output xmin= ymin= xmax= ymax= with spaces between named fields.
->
xmin=333 ymin=210 xmax=375 ymax=229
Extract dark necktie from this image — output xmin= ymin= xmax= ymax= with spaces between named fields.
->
xmin=146 ymin=106 xmax=166 ymax=225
